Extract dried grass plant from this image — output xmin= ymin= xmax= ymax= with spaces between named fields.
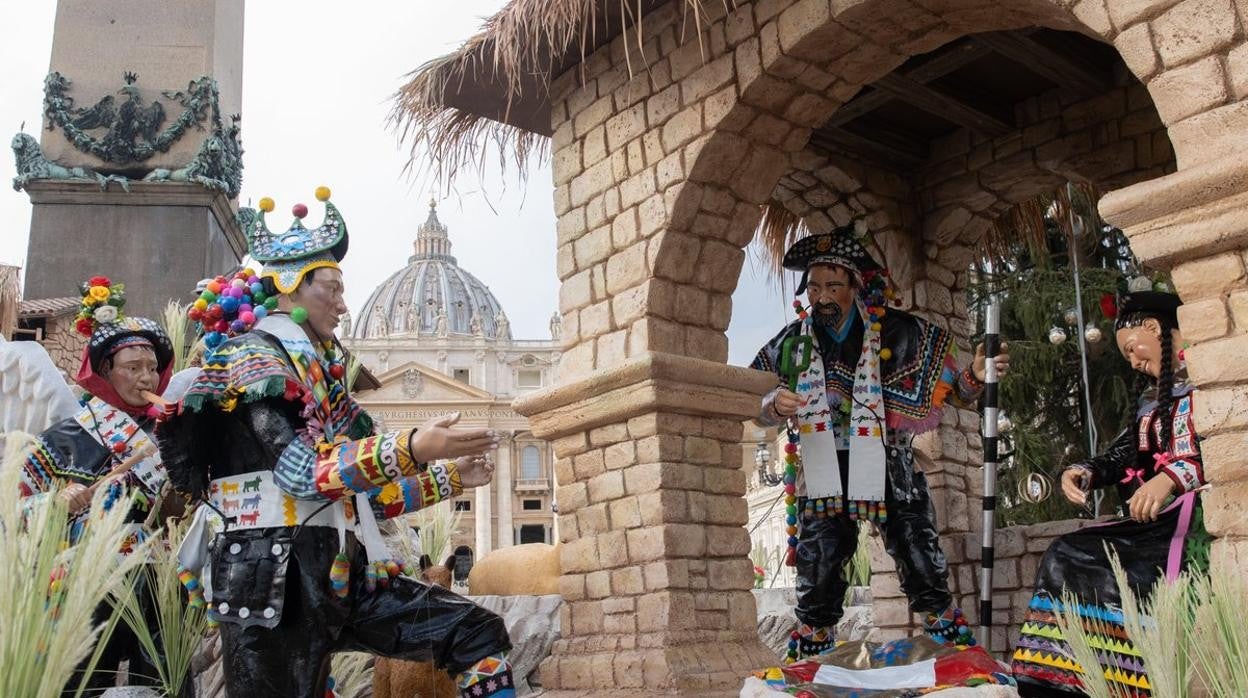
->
xmin=1053 ymin=547 xmax=1248 ymax=698
xmin=0 ymin=432 xmax=150 ymax=697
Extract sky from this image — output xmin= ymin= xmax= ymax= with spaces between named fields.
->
xmin=0 ymin=0 xmax=792 ymax=366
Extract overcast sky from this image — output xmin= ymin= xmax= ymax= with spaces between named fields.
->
xmin=0 ymin=1 xmax=792 ymax=366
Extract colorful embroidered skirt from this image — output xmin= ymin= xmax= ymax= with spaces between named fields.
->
xmin=1012 ymin=493 xmax=1206 ymax=696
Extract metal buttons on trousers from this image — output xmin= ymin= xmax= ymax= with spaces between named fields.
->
xmin=271 ymin=543 xmax=283 ymax=555
xmin=238 ymin=607 xmax=250 ymax=619
xmin=229 ymin=542 xmax=242 ymax=554
xmin=217 ymin=602 xmax=230 ymax=614
xmin=263 ymin=607 xmax=276 ymax=619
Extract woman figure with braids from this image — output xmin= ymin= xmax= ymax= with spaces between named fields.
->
xmin=1012 ymin=289 xmax=1209 ymax=697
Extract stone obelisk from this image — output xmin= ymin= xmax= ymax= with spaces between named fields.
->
xmin=19 ymin=0 xmax=246 ymax=319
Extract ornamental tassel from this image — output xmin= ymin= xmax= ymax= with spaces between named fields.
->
xmin=177 ymin=565 xmax=206 ymax=609
xmin=329 ymin=552 xmax=351 ymax=598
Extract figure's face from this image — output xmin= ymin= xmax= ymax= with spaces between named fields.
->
xmin=287 ymin=267 xmax=348 ymax=339
xmin=1116 ymin=318 xmax=1165 ymax=378
xmin=102 ymin=345 xmax=160 ymax=406
xmin=806 ymin=265 xmax=856 ymax=321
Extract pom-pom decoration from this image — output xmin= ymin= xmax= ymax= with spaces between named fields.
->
xmin=187 ymin=268 xmax=264 ymax=342
xmin=76 ymin=275 xmax=128 ymax=336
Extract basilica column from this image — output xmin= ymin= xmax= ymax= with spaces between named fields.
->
xmin=475 ymin=480 xmax=493 ymax=558
xmin=495 ymin=431 xmax=514 ymax=548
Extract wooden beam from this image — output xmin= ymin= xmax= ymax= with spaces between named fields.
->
xmin=827 ymin=39 xmax=995 ymax=126
xmin=974 ymin=31 xmax=1110 ymax=97
xmin=872 ymin=72 xmax=1014 ymax=137
xmin=809 ymin=127 xmax=926 ymax=170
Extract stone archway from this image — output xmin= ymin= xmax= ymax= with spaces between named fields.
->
xmin=519 ymin=0 xmax=1248 ymax=691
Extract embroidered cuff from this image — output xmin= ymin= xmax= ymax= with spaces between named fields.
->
xmin=371 ymin=461 xmax=463 ymax=519
xmin=312 ymin=430 xmax=416 ymax=500
xmin=1161 ymin=458 xmax=1203 ymax=493
xmin=758 ymin=387 xmax=785 ymax=427
xmin=955 ymin=366 xmax=984 ymax=402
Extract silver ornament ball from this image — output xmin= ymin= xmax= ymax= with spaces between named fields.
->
xmin=1048 ymin=326 xmax=1068 ymax=345
xmin=1084 ymin=326 xmax=1103 ymax=343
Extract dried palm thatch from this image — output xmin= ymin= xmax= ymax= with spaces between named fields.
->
xmin=755 ymin=200 xmax=806 ymax=282
xmin=980 ymin=181 xmax=1102 ymax=269
xmin=0 ymin=264 xmax=20 ymax=340
xmin=391 ymin=0 xmax=725 ymax=184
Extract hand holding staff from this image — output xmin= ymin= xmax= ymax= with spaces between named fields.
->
xmin=58 ymin=443 xmax=155 ymax=514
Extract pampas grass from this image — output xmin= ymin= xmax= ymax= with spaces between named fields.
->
xmin=1053 ymin=546 xmax=1248 ymax=698
xmin=109 ymin=515 xmax=208 ymax=696
xmin=0 ymin=432 xmax=150 ymax=698
xmin=401 ymin=500 xmax=464 ymax=566
xmin=160 ymin=300 xmax=196 ymax=374
xmin=329 ymin=651 xmax=375 ymax=698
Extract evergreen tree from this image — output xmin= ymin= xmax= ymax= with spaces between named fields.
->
xmin=967 ymin=184 xmax=1154 ymax=527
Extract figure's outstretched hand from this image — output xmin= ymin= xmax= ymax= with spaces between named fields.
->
xmin=408 ymin=412 xmax=499 ymax=462
xmin=1060 ymin=467 xmax=1090 ymax=506
xmin=455 ymin=454 xmax=496 ymax=489
xmin=972 ymin=341 xmax=1010 ymax=382
xmin=1127 ymin=474 xmax=1176 ymax=522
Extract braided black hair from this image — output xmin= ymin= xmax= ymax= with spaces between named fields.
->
xmin=1117 ymin=309 xmax=1177 ymax=453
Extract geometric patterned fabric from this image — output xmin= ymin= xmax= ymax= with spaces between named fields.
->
xmin=1012 ymin=593 xmax=1151 ymax=696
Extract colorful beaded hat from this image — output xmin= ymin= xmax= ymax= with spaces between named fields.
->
xmin=244 ymin=186 xmax=348 ymax=294
xmin=783 ymin=220 xmax=882 ymax=294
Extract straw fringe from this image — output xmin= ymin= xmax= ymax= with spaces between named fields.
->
xmin=391 ymin=0 xmax=726 ymax=183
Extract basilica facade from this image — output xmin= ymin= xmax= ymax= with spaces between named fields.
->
xmin=342 ymin=202 xmax=562 ymax=573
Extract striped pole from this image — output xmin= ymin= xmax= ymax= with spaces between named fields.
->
xmin=977 ymin=299 xmax=1002 ymax=650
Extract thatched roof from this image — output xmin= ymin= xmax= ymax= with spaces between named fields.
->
xmin=392 ymin=0 xmax=707 ymax=180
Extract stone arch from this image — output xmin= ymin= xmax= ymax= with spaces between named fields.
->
xmin=529 ymin=0 xmax=1248 ymax=688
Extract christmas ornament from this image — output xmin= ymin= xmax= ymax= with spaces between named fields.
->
xmin=1063 ymin=307 xmax=1079 ymax=326
xmin=1084 ymin=326 xmax=1103 ymax=343
xmin=1048 ymin=326 xmax=1068 ymax=345
xmin=996 ymin=412 xmax=1013 ymax=434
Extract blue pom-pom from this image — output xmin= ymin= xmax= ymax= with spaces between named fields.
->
xmin=787 ymin=536 xmax=798 ymax=546
xmin=220 ymin=296 xmax=240 ymax=313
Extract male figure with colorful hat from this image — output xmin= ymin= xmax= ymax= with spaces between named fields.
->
xmin=20 ymin=276 xmax=183 ymax=693
xmin=159 ymin=188 xmax=515 ymax=698
xmin=751 ymin=222 xmax=1010 ymax=660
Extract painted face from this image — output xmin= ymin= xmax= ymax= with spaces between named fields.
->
xmin=102 ymin=345 xmax=160 ymax=406
xmin=289 ymin=267 xmax=348 ymax=340
xmin=1115 ymin=317 xmax=1165 ymax=378
xmin=805 ymin=264 xmax=856 ymax=322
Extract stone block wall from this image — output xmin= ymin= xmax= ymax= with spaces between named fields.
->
xmin=43 ymin=314 xmax=86 ymax=380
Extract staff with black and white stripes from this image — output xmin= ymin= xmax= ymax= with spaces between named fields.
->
xmin=978 ymin=299 xmax=1003 ymax=650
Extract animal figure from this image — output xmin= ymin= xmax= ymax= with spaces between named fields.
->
xmin=10 ymin=132 xmax=127 ymax=192
xmin=242 ymin=476 xmax=261 ymax=493
xmin=242 ymin=495 xmax=261 ymax=510
xmin=221 ymin=482 xmax=240 ymax=495
xmin=372 ymin=554 xmax=461 ymax=698
xmin=237 ymin=511 xmax=259 ymax=526
xmin=222 ymin=498 xmax=239 ymax=512
xmin=467 ymin=543 xmax=561 ymax=596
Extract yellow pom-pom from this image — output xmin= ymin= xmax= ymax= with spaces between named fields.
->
xmin=315 ymin=186 xmax=331 ymax=202
xmin=258 ymin=197 xmax=275 ymax=213
xmin=871 ymin=322 xmax=882 ymax=332
xmin=879 ymin=348 xmax=893 ymax=360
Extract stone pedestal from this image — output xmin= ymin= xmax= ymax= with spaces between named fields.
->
xmin=23 ymin=180 xmax=244 ymax=319
xmin=514 ymin=352 xmax=777 ymax=693
xmin=41 ymin=0 xmax=244 ymax=172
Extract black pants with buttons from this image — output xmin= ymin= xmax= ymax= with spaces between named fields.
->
xmin=215 ymin=527 xmax=510 ymax=698
xmin=794 ymin=450 xmax=952 ymax=630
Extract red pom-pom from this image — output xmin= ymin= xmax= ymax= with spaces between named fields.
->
xmin=784 ymin=442 xmax=798 ymax=454
xmin=188 ymin=308 xmax=203 ymax=321
xmin=792 ymin=299 xmax=803 ymax=309
xmin=328 ymin=363 xmax=345 ymax=379
xmin=292 ymin=203 xmax=309 ymax=219
xmin=112 ymin=441 xmax=126 ymax=454
xmin=215 ymin=320 xmax=229 ymax=333
xmin=1100 ymin=293 xmax=1118 ymax=319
